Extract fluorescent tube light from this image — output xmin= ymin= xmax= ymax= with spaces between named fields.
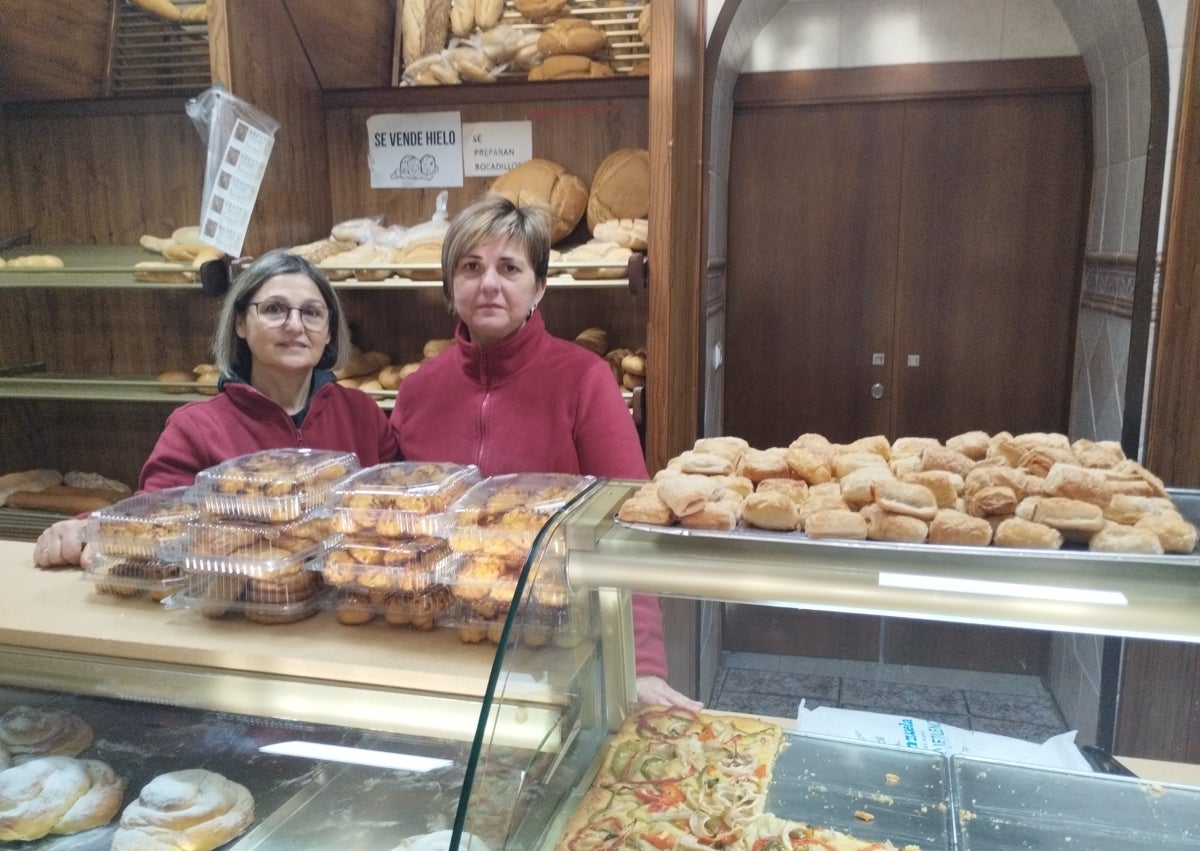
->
xmin=878 ymin=572 xmax=1128 ymax=606
xmin=259 ymin=741 xmax=453 ymax=772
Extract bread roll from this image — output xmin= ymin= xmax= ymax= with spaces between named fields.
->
xmin=1089 ymin=521 xmax=1164 ymax=555
xmin=514 ymin=0 xmax=568 ymax=22
xmin=573 ymin=327 xmax=608 ymax=355
xmin=784 ymin=446 xmax=833 ymax=485
xmin=587 ymin=148 xmax=651 ymax=232
xmin=993 ymin=517 xmax=1063 ymax=549
xmin=900 ymin=470 xmax=962 ymax=509
xmin=736 ymin=447 xmax=790 ymax=483
xmin=861 ymin=504 xmax=929 ymax=543
xmin=839 ymin=464 xmax=893 ymax=510
xmin=1103 ymin=493 xmax=1178 ymax=525
xmin=1134 ymin=512 xmax=1199 ymax=553
xmin=673 ymin=450 xmax=733 ymax=476
xmin=870 ymin=479 xmax=937 ymax=520
xmin=740 ymin=490 xmax=799 ymax=531
xmin=1015 ymin=496 xmax=1105 ymax=536
xmin=655 ymin=474 xmax=719 ymax=517
xmin=195 ymin=369 xmax=219 ymax=396
xmin=679 ymin=499 xmax=740 ymax=531
xmin=693 ymin=436 xmax=749 ymax=465
xmin=0 ymin=756 xmax=126 ymax=840
xmin=1042 ymin=462 xmax=1113 ymax=508
xmin=491 ymin=158 xmax=588 ymax=244
xmin=929 ymin=508 xmax=994 ymax=546
xmin=112 ymin=769 xmax=254 ymax=851
xmin=754 ymin=477 xmax=809 ymax=505
xmin=538 ymin=17 xmax=608 ymax=56
xmin=447 ymin=44 xmax=496 ymax=83
xmin=593 ymin=217 xmax=649 ymax=250
xmin=965 ymin=485 xmax=1018 ymax=518
xmin=918 ymin=445 xmax=975 ymax=477
xmin=617 ymin=492 xmax=674 ymax=526
xmin=1071 ymin=438 xmax=1126 ymax=468
xmin=891 ymin=436 xmax=941 ymax=458
xmin=157 ymin=370 xmax=195 ymax=393
xmin=804 ymin=508 xmax=868 ymax=540
xmin=945 ymin=430 xmax=990 ymax=460
xmin=529 ymin=54 xmax=615 ymax=82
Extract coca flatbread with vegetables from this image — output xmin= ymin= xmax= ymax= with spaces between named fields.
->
xmin=555 ymin=704 xmax=920 ymax=850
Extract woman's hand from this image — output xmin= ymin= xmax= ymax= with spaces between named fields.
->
xmin=33 ymin=518 xmax=90 ymax=568
xmin=636 ymin=675 xmax=704 ymax=711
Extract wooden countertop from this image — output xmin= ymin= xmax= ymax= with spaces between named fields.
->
xmin=0 ymin=539 xmax=583 ymax=703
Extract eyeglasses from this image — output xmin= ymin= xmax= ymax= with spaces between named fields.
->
xmin=248 ymin=300 xmax=330 ymax=331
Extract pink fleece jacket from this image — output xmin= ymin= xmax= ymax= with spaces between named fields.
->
xmin=139 ymin=374 xmax=400 ymax=491
xmin=390 ymin=312 xmax=669 ymax=678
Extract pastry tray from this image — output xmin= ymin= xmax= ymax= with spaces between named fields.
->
xmin=768 ymin=731 xmax=952 ymax=850
xmin=951 ymin=754 xmax=1200 ymax=849
xmin=614 ymin=487 xmax=1200 ymax=570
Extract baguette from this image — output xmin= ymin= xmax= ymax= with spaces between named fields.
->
xmin=0 ymin=469 xmax=63 ymax=507
xmin=6 ymin=485 xmax=125 ymax=514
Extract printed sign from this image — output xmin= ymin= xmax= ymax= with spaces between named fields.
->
xmin=200 ymin=118 xmax=274 ymax=257
xmin=367 ymin=111 xmax=464 ymax=188
xmin=462 ymin=121 xmax=533 ymax=177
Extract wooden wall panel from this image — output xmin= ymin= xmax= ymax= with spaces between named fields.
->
xmin=322 ymin=88 xmax=649 ymax=230
xmin=0 ymin=106 xmax=206 ymax=245
xmin=219 ymin=0 xmax=332 ymax=253
xmin=283 ymin=0 xmax=394 ymax=90
xmin=0 ymin=0 xmax=110 ymax=102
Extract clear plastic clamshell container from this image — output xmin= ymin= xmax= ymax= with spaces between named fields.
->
xmin=85 ymin=553 xmax=187 ymax=602
xmin=181 ymin=513 xmax=335 ymax=575
xmin=176 ymin=569 xmax=325 ymax=625
xmin=85 ymin=486 xmax=199 ymax=559
xmin=328 ymin=582 xmax=455 ymax=630
xmin=192 ymin=448 xmax=359 ymax=522
xmin=329 ymin=461 xmax=481 ymax=537
xmin=447 ymin=473 xmax=595 ymax=558
xmin=322 ymin=533 xmax=453 ymax=591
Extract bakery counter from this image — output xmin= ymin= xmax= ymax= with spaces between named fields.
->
xmin=564 ymin=482 xmax=1200 ymax=645
xmin=0 ymin=540 xmax=589 ymax=748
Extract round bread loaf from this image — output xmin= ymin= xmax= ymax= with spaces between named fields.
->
xmin=587 ymin=148 xmax=651 ymax=231
xmin=528 ymin=54 xmax=615 ymax=83
xmin=157 ymin=370 xmax=195 ymax=393
xmin=491 ymin=158 xmax=588 ymax=244
xmin=537 ymin=17 xmax=608 ymax=56
xmin=0 ymin=756 xmax=126 ymax=840
xmin=0 ymin=706 xmax=93 ymax=763
xmin=112 ymin=769 xmax=254 ymax=851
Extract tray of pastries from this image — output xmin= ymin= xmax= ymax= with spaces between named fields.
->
xmin=85 ymin=554 xmax=186 ymax=602
xmin=447 ymin=473 xmax=596 ymax=558
xmin=84 ymin=486 xmax=199 ymax=559
xmin=179 ymin=512 xmax=335 ymax=574
xmin=192 ymin=448 xmax=358 ymax=523
xmin=329 ymin=461 xmax=480 ymax=537
xmin=616 ymin=431 xmax=1200 ymax=565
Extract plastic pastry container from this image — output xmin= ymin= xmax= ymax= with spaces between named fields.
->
xmin=328 ymin=583 xmax=454 ymax=630
xmin=442 ymin=598 xmax=589 ymax=648
xmin=85 ymin=486 xmax=199 ymax=559
xmin=180 ymin=513 xmax=335 ymax=575
xmin=322 ymin=534 xmax=454 ymax=594
xmin=450 ymin=552 xmax=526 ymax=618
xmin=447 ymin=473 xmax=595 ymax=558
xmin=329 ymin=462 xmax=480 ymax=536
xmin=173 ymin=569 xmax=325 ymax=624
xmin=193 ymin=448 xmax=359 ymax=522
xmin=85 ymin=554 xmax=187 ymax=602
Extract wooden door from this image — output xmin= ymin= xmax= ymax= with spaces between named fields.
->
xmin=725 ymin=101 xmax=905 ymax=448
xmin=890 ymin=93 xmax=1089 ymax=440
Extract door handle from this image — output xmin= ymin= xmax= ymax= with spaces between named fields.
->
xmin=870 ymin=383 xmax=885 ymax=400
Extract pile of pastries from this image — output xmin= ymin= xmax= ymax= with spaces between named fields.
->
xmin=619 ymin=431 xmax=1198 ymax=555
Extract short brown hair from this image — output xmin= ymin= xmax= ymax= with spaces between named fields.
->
xmin=441 ymin=193 xmax=552 ymax=302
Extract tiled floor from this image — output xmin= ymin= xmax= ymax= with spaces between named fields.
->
xmin=710 ymin=651 xmax=1068 ymax=744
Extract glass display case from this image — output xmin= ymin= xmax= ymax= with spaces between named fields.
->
xmin=3 ymin=478 xmax=1200 ymax=850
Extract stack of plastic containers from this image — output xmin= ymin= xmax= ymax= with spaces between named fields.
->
xmin=444 ymin=473 xmax=595 ymax=647
xmin=84 ymin=486 xmax=199 ymax=601
xmin=174 ymin=448 xmax=357 ymax=624
xmin=324 ymin=461 xmax=480 ymax=629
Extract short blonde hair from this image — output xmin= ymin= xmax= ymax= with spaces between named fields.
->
xmin=441 ymin=193 xmax=552 ymax=302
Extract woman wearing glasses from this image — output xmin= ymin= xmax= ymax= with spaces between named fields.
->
xmin=33 ymin=250 xmax=399 ymax=567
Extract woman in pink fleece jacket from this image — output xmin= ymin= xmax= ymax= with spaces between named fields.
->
xmin=391 ymin=194 xmax=701 ymax=711
xmin=33 ymin=250 xmax=398 ymax=568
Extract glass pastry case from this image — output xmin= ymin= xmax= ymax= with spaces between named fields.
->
xmin=3 ymin=478 xmax=1200 ymax=850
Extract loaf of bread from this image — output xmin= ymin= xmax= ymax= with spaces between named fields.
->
xmin=0 ymin=469 xmax=62 ymax=508
xmin=0 ymin=756 xmax=126 ymax=841
xmin=112 ymin=769 xmax=254 ymax=851
xmin=538 ymin=17 xmax=608 ymax=56
xmin=593 ymin=217 xmax=649 ymax=250
xmin=587 ymin=148 xmax=651 ymax=231
xmin=514 ymin=0 xmax=568 ymax=22
xmin=402 ymin=0 xmax=453 ymax=68
xmin=0 ymin=706 xmax=93 ymax=763
xmin=528 ymin=54 xmax=615 ymax=82
xmin=491 ymin=158 xmax=589 ymax=244
xmin=130 ymin=0 xmax=183 ymax=21
xmin=6 ymin=485 xmax=126 ymax=515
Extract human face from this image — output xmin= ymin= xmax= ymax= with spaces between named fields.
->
xmin=236 ymin=273 xmax=331 ymax=377
xmin=452 ymin=237 xmax=546 ymax=347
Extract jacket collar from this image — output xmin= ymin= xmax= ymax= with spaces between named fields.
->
xmin=454 ymin=311 xmax=546 ymax=385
